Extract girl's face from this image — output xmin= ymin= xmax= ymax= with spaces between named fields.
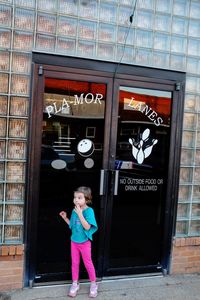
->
xmin=73 ymin=192 xmax=86 ymax=208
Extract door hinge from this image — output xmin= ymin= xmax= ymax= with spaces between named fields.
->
xmin=38 ymin=65 xmax=43 ymax=76
xmin=175 ymin=82 xmax=181 ymax=91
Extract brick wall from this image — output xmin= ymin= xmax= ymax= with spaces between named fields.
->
xmin=171 ymin=237 xmax=200 ymax=274
xmin=0 ymin=245 xmax=24 ymax=291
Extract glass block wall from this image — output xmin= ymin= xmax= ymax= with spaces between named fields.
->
xmin=0 ymin=0 xmax=200 ymax=243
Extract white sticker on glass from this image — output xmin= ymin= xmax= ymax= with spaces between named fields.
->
xmin=129 ymin=128 xmax=158 ymax=165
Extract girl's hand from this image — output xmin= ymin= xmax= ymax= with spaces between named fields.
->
xmin=59 ymin=211 xmax=67 ymax=219
xmin=74 ymin=205 xmax=83 ymax=217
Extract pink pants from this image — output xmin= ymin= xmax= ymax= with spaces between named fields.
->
xmin=71 ymin=240 xmax=96 ymax=282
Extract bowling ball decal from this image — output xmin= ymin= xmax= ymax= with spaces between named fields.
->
xmin=84 ymin=158 xmax=94 ymax=169
xmin=77 ymin=139 xmax=94 ymax=157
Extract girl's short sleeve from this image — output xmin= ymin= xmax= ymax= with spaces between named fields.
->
xmin=69 ymin=210 xmax=74 ymax=229
xmin=84 ymin=207 xmax=98 ymax=240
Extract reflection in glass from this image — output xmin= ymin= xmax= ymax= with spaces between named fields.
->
xmin=6 ymin=183 xmax=24 ymax=201
xmin=0 ymin=51 xmax=9 ymax=71
xmin=0 ymin=96 xmax=8 ymax=115
xmin=42 ymin=78 xmax=106 ymax=171
xmin=178 ymin=185 xmax=191 ymax=201
xmin=109 ymin=85 xmax=172 ymax=268
xmin=36 ymin=77 xmax=106 ymax=277
xmin=176 ymin=220 xmax=188 ymax=235
xmin=116 ymin=86 xmax=171 ymax=170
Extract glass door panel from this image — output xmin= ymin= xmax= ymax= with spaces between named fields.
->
xmin=108 ymin=86 xmax=172 ymax=273
xmin=35 ymin=77 xmax=107 ymax=281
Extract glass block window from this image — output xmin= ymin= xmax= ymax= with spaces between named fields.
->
xmin=156 ymin=0 xmax=172 ymax=13
xmin=173 ymin=0 xmax=189 ymax=17
xmin=78 ymin=20 xmax=97 ymax=40
xmin=190 ymin=1 xmax=200 ymax=19
xmin=170 ymin=54 xmax=186 ymax=71
xmin=136 ymin=29 xmax=153 ymax=48
xmin=81 ymin=1 xmax=98 ymax=20
xmin=58 ymin=0 xmax=78 ymax=16
xmin=37 ymin=13 xmax=56 ymax=34
xmin=188 ymin=38 xmax=200 ymax=56
xmin=36 ymin=34 xmax=55 ymax=51
xmin=116 ymin=45 xmax=134 ymax=63
xmin=97 ymin=42 xmax=115 ymax=59
xmin=0 ymin=0 xmax=200 ymax=244
xmin=13 ymin=31 xmax=33 ymax=50
xmin=171 ymin=36 xmax=187 ymax=53
xmin=135 ymin=48 xmax=152 ymax=65
xmin=0 ymin=29 xmax=11 ymax=48
xmin=9 ymin=97 xmax=29 ymax=116
xmin=14 ymin=0 xmax=35 ymax=8
xmin=77 ymin=40 xmax=95 ymax=57
xmin=8 ymin=119 xmax=28 ymax=138
xmin=99 ymin=23 xmax=116 ymax=42
xmin=37 ymin=0 xmax=57 ymax=12
xmin=6 ymin=183 xmax=25 ymax=202
xmin=187 ymin=57 xmax=200 ymax=75
xmin=118 ymin=6 xmax=133 ymax=26
xmin=56 ymin=37 xmax=76 ymax=54
xmin=117 ymin=27 xmax=134 ymax=45
xmin=152 ymin=51 xmax=169 ymax=68
xmin=14 ymin=8 xmax=35 ymax=31
xmin=99 ymin=3 xmax=117 ymax=23
xmin=0 ymin=118 xmax=6 ymax=137
xmin=0 ymin=4 xmax=12 ymax=27
xmin=0 ymin=96 xmax=8 ymax=115
xmin=136 ymin=10 xmax=153 ymax=29
xmin=0 ymin=73 xmax=9 ymax=93
xmin=11 ymin=74 xmax=30 ymax=95
xmin=0 ymin=140 xmax=6 ymax=159
xmin=188 ymin=20 xmax=200 ymax=38
xmin=184 ymin=94 xmax=198 ymax=111
xmin=7 ymin=141 xmax=26 ymax=160
xmin=0 ymin=51 xmax=10 ymax=71
xmin=138 ymin=0 xmax=154 ymax=10
xmin=58 ymin=17 xmax=77 ymax=37
xmin=154 ymin=14 xmax=171 ymax=32
xmin=172 ymin=17 xmax=188 ymax=35
xmin=12 ymin=53 xmax=31 ymax=74
xmin=154 ymin=32 xmax=170 ymax=51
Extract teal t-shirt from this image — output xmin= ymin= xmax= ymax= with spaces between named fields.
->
xmin=69 ymin=207 xmax=98 ymax=243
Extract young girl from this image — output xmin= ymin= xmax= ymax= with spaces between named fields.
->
xmin=59 ymin=186 xmax=98 ymax=298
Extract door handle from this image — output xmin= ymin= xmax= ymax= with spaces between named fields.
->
xmin=99 ymin=169 xmax=105 ymax=195
xmin=114 ymin=170 xmax=119 ymax=196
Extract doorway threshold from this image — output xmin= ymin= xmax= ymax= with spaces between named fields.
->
xmin=32 ymin=272 xmax=163 ymax=288
xmin=102 ymin=272 xmax=163 ymax=282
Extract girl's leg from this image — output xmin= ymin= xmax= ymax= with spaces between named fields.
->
xmin=71 ymin=241 xmax=81 ymax=282
xmin=80 ymin=240 xmax=96 ymax=282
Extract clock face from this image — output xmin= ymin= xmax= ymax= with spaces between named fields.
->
xmin=77 ymin=139 xmax=94 ymax=157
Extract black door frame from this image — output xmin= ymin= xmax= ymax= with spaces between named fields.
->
xmin=24 ymin=53 xmax=185 ymax=286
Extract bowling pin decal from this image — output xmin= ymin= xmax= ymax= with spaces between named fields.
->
xmin=129 ymin=128 xmax=158 ymax=165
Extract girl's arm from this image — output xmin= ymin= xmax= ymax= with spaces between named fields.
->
xmin=74 ymin=205 xmax=91 ymax=231
xmin=59 ymin=211 xmax=70 ymax=225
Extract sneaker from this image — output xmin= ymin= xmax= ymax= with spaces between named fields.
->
xmin=89 ymin=283 xmax=98 ymax=298
xmin=68 ymin=282 xmax=80 ymax=297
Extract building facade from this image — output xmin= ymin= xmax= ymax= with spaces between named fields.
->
xmin=0 ymin=0 xmax=200 ymax=291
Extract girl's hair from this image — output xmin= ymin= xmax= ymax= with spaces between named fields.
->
xmin=75 ymin=186 xmax=92 ymax=204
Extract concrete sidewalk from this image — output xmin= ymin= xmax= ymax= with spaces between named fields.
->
xmin=3 ymin=274 xmax=200 ymax=300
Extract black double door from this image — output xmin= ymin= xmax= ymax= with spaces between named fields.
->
xmin=28 ymin=62 xmax=182 ymax=284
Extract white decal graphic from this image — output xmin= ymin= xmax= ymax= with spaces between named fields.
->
xmin=129 ymin=128 xmax=158 ymax=165
xmin=51 ymin=159 xmax=67 ymax=170
xmin=77 ymin=139 xmax=94 ymax=157
xmin=84 ymin=158 xmax=94 ymax=169
xmin=45 ymin=93 xmax=103 ymax=118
